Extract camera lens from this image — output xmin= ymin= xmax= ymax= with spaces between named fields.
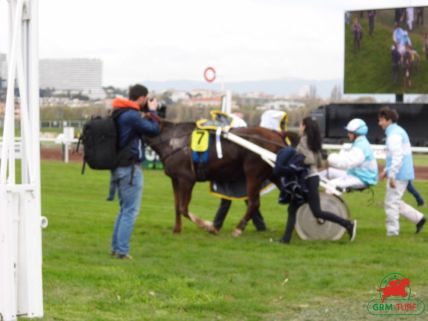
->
xmin=157 ymin=103 xmax=167 ymax=118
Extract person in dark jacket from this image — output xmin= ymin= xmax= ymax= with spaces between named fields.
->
xmin=211 ymin=112 xmax=267 ymax=233
xmin=279 ymin=117 xmax=357 ymax=243
xmin=368 ymin=10 xmax=376 ymax=36
xmin=352 ymin=17 xmax=363 ymax=53
xmin=110 ymin=84 xmax=160 ymax=259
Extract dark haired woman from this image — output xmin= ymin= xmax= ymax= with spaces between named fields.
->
xmin=280 ymin=117 xmax=357 ymax=243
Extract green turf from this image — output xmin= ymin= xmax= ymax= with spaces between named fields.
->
xmin=345 ymin=10 xmax=428 ymax=94
xmin=27 ymin=161 xmax=428 ymax=321
xmin=413 ymin=154 xmax=428 ymax=166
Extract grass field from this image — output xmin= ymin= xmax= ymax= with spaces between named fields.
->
xmin=344 ymin=10 xmax=428 ymax=93
xmin=377 ymin=154 xmax=428 ymax=168
xmin=413 ymin=154 xmax=428 ymax=167
xmin=30 ymin=161 xmax=428 ymax=321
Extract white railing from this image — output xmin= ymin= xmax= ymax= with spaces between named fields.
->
xmin=0 ymin=137 xmax=78 ymax=163
xmin=1 ymin=126 xmax=77 ymax=163
xmin=1 ymin=140 xmax=428 ymax=164
xmin=323 ymin=144 xmax=428 ymax=159
xmin=0 ymin=1 xmax=44 ymax=320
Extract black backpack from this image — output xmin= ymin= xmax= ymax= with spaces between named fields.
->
xmin=78 ymin=109 xmax=136 ymax=173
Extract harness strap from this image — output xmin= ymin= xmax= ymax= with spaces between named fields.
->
xmin=195 ymin=163 xmax=208 ymax=181
xmin=215 ymin=128 xmax=223 ymax=159
xmin=129 ymin=163 xmax=135 ymax=186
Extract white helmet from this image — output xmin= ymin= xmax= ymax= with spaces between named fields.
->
xmin=345 ymin=118 xmax=368 ymax=136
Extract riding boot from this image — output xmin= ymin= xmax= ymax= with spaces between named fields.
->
xmin=213 ymin=199 xmax=232 ymax=230
xmin=280 ymin=202 xmax=299 ymax=243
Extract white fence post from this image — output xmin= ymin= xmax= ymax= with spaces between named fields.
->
xmin=221 ymin=90 xmax=232 ymax=115
xmin=0 ymin=1 xmax=44 ymax=321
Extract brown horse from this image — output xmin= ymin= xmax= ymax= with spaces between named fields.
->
xmin=145 ymin=121 xmax=297 ymax=236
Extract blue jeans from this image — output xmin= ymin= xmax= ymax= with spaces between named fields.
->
xmin=111 ymin=165 xmax=143 ymax=255
xmin=407 ymin=181 xmax=425 ymax=206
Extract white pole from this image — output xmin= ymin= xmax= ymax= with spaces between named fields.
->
xmin=0 ymin=1 xmax=25 ymax=319
xmin=1 ymin=0 xmax=23 ymax=183
xmin=18 ymin=0 xmax=44 ymax=317
xmin=225 ymin=90 xmax=232 ymax=114
xmin=0 ymin=1 xmax=43 ymax=320
xmin=220 ymin=91 xmax=232 ymax=114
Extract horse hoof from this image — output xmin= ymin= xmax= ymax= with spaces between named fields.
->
xmin=208 ymin=227 xmax=219 ymax=235
xmin=204 ymin=220 xmax=213 ymax=228
xmin=205 ymin=222 xmax=219 ymax=234
xmin=232 ymin=229 xmax=242 ymax=237
xmin=172 ymin=227 xmax=181 ymax=234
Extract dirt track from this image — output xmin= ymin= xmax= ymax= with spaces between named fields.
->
xmin=41 ymin=147 xmax=428 ymax=179
xmin=41 ymin=146 xmax=83 ymax=162
xmin=415 ymin=166 xmax=428 ymax=180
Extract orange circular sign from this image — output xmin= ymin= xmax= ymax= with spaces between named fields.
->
xmin=204 ymin=66 xmax=216 ymax=83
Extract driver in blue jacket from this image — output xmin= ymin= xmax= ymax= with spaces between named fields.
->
xmin=320 ymin=118 xmax=378 ymax=191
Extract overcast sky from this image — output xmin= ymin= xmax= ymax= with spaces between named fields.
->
xmin=1 ymin=0 xmax=427 ymax=87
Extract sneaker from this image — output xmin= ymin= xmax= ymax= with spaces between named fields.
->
xmin=111 ymin=251 xmax=116 ymax=257
xmin=116 ymin=253 xmax=133 ymax=260
xmin=347 ymin=220 xmax=357 ymax=242
xmin=386 ymin=231 xmax=399 ymax=237
xmin=416 ymin=217 xmax=426 ymax=234
xmin=278 ymin=238 xmax=291 ymax=244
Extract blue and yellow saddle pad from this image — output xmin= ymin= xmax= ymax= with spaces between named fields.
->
xmin=191 ymin=129 xmax=210 ymax=163
xmin=191 ymin=110 xmax=235 ymax=163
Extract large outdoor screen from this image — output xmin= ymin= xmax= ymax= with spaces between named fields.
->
xmin=344 ymin=7 xmax=428 ymax=94
xmin=312 ymin=103 xmax=428 ymax=146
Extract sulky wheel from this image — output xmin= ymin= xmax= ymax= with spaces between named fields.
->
xmin=295 ymin=193 xmax=350 ymax=240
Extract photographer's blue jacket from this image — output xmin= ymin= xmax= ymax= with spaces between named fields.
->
xmin=112 ymin=97 xmax=160 ymax=162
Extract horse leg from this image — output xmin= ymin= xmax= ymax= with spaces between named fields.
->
xmin=171 ymin=178 xmax=182 ymax=233
xmin=176 ymin=179 xmax=213 ymax=231
xmin=232 ymin=177 xmax=262 ymax=237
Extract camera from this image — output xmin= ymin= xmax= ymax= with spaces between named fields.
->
xmin=156 ymin=102 xmax=167 ymax=119
xmin=140 ymin=98 xmax=167 ymax=119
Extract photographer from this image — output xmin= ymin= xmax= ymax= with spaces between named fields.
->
xmin=109 ymin=84 xmax=160 ymax=260
xmin=107 ymin=96 xmax=166 ymax=200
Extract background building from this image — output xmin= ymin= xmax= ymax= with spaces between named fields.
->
xmin=39 ymin=58 xmax=104 ymax=99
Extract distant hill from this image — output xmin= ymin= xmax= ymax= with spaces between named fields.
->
xmin=143 ymin=78 xmax=341 ymax=98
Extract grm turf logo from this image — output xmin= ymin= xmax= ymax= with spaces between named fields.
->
xmin=367 ymin=273 xmax=425 ymax=316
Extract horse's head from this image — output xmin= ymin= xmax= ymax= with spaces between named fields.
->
xmin=158 ymin=119 xmax=175 ymax=132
